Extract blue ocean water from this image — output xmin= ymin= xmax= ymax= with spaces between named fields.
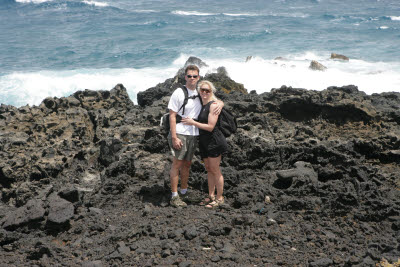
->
xmin=1 ymin=0 xmax=400 ymax=107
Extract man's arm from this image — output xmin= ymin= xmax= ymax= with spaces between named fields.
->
xmin=169 ymin=109 xmax=183 ymax=150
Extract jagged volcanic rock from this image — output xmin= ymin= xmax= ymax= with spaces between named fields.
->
xmin=0 ymin=58 xmax=399 ymax=266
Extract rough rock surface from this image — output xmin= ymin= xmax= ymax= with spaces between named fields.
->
xmin=0 ymin=58 xmax=399 ymax=266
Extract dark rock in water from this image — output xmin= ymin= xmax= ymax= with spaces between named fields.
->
xmin=184 ymin=56 xmax=209 ymax=68
xmin=309 ymin=60 xmax=327 ymax=71
xmin=331 ymin=53 xmax=349 ymax=61
xmin=0 ymin=57 xmax=399 ymax=266
xmin=137 ymin=56 xmax=208 ymax=107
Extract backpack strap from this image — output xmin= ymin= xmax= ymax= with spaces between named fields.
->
xmin=177 ymin=86 xmax=199 ymax=115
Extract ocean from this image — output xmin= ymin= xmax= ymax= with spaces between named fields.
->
xmin=1 ymin=0 xmax=399 ymax=107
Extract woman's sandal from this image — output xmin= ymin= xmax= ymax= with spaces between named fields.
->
xmin=199 ymin=195 xmax=215 ymax=206
xmin=205 ymin=197 xmax=224 ymax=209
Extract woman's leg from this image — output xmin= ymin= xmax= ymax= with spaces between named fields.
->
xmin=203 ymin=158 xmax=216 ymax=198
xmin=207 ymin=156 xmax=224 ymax=201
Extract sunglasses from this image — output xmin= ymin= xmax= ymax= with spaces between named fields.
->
xmin=200 ymin=88 xmax=211 ymax=93
xmin=186 ymin=75 xmax=199 ymax=78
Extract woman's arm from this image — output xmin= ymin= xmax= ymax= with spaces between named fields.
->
xmin=181 ymin=105 xmax=219 ymax=132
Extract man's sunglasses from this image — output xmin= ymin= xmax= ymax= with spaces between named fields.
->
xmin=186 ymin=75 xmax=198 ymax=78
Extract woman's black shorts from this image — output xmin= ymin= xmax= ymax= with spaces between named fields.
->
xmin=199 ymin=131 xmax=227 ymax=158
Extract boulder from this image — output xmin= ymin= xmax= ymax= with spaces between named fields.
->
xmin=47 ymin=195 xmax=74 ymax=225
xmin=331 ymin=53 xmax=349 ymax=61
xmin=309 ymin=60 xmax=327 ymax=71
xmin=2 ymin=199 xmax=46 ymax=230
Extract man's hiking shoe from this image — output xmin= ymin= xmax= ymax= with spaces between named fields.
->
xmin=180 ymin=191 xmax=202 ymax=204
xmin=170 ymin=196 xmax=187 ymax=208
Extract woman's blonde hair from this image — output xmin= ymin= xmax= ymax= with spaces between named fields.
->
xmin=197 ymin=80 xmax=218 ymax=100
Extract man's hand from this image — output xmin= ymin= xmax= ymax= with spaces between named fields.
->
xmin=172 ymin=136 xmax=183 ymax=150
xmin=211 ymin=100 xmax=224 ymax=115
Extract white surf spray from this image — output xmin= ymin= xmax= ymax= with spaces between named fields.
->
xmin=82 ymin=0 xmax=109 ymax=7
xmin=0 ymin=67 xmax=178 ymax=107
xmin=15 ymin=0 xmax=53 ymax=3
xmin=173 ymin=53 xmax=400 ymax=96
xmin=1 ymin=53 xmax=399 ymax=107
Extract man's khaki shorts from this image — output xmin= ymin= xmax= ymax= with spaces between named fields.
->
xmin=168 ymin=133 xmax=198 ymax=161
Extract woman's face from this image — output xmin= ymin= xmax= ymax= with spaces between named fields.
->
xmin=199 ymin=83 xmax=212 ymax=101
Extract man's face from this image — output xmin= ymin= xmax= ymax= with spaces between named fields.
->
xmin=185 ymin=70 xmax=200 ymax=88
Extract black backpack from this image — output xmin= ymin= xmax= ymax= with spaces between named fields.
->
xmin=217 ymin=108 xmax=237 ymax=137
xmin=160 ymin=86 xmax=199 ymax=132
xmin=203 ymin=100 xmax=237 ymax=138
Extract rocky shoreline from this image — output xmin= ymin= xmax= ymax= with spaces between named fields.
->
xmin=1 ymin=57 xmax=399 ymax=266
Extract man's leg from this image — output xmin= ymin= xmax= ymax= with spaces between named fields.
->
xmin=180 ymin=160 xmax=192 ymax=191
xmin=169 ymin=157 xmax=188 ymax=207
xmin=179 ymin=135 xmax=196 ymax=194
xmin=170 ymin=157 xmax=184 ymax=194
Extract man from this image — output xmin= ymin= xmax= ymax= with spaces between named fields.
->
xmin=168 ymin=65 xmax=222 ymax=207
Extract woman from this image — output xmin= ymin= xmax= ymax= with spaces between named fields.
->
xmin=181 ymin=80 xmax=227 ymax=208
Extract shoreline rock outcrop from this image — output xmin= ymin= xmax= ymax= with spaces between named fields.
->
xmin=331 ymin=53 xmax=350 ymax=61
xmin=309 ymin=60 xmax=327 ymax=71
xmin=0 ymin=58 xmax=399 ymax=266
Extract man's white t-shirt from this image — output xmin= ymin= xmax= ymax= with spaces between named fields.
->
xmin=168 ymin=86 xmax=202 ymax=136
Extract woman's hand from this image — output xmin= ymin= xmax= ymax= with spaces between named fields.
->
xmin=181 ymin=117 xmax=195 ymax=125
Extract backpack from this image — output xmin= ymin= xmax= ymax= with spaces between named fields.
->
xmin=203 ymin=100 xmax=237 ymax=138
xmin=160 ymin=87 xmax=199 ymax=132
xmin=217 ymin=108 xmax=237 ymax=137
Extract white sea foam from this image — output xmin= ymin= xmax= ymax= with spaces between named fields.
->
xmin=178 ymin=53 xmax=400 ymax=96
xmin=82 ymin=0 xmax=109 ymax=7
xmin=270 ymin=12 xmax=309 ymax=18
xmin=379 ymin=26 xmax=389 ymax=29
xmin=15 ymin=0 xmax=52 ymax=3
xmin=223 ymin=13 xmax=259 ymax=17
xmin=0 ymin=67 xmax=177 ymax=107
xmin=390 ymin=16 xmax=400 ymax=21
xmin=173 ymin=10 xmax=260 ymax=17
xmin=2 ymin=54 xmax=400 ymax=107
xmin=134 ymin=9 xmax=158 ymax=13
xmin=172 ymin=10 xmax=216 ymax=16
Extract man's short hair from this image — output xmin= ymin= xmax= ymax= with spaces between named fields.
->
xmin=185 ymin=65 xmax=200 ymax=75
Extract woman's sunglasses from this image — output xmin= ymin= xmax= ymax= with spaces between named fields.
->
xmin=200 ymin=88 xmax=211 ymax=93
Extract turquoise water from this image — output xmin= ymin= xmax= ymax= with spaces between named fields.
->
xmin=1 ymin=0 xmax=400 ymax=106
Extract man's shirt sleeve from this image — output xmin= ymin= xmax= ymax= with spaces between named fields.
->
xmin=167 ymin=89 xmax=183 ymax=113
